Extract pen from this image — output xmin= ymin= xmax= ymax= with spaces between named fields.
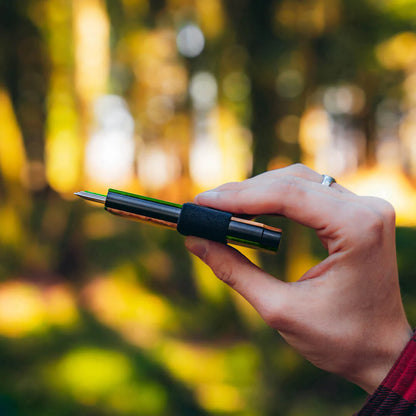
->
xmin=75 ymin=188 xmax=282 ymax=253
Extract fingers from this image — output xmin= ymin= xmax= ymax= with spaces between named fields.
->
xmin=196 ymin=174 xmax=347 ymax=231
xmin=202 ymin=164 xmax=352 ymax=195
xmin=185 ymin=236 xmax=290 ymax=326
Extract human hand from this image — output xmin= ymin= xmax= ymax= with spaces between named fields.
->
xmin=185 ymin=164 xmax=412 ymax=393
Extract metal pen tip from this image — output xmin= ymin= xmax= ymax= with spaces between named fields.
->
xmin=75 ymin=191 xmax=106 ymax=204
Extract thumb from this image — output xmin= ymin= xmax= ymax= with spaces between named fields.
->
xmin=185 ymin=236 xmax=291 ymax=327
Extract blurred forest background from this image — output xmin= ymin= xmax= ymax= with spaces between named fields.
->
xmin=1 ymin=0 xmax=416 ymax=415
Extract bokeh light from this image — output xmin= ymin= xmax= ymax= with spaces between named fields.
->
xmin=0 ymin=281 xmax=78 ymax=338
xmin=190 ymin=71 xmax=218 ymax=111
xmin=137 ymin=143 xmax=181 ymax=191
xmin=52 ymin=348 xmax=133 ymax=402
xmin=176 ymin=24 xmax=205 ymax=58
xmin=275 ymin=69 xmax=304 ymax=99
xmin=85 ymin=95 xmax=136 ymax=186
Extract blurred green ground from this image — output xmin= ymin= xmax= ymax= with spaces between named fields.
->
xmin=1 ymin=194 xmax=415 ymax=415
xmin=0 ymin=198 xmax=367 ymax=416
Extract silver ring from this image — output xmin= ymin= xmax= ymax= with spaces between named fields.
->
xmin=321 ymin=174 xmax=336 ymax=187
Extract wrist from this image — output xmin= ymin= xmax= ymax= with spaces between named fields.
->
xmin=352 ymin=324 xmax=413 ymax=394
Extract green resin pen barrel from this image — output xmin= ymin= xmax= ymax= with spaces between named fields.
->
xmin=104 ymin=189 xmax=281 ymax=253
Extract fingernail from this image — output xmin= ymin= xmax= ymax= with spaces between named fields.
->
xmin=185 ymin=236 xmax=208 ymax=259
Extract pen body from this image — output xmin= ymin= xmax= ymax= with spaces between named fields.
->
xmin=105 ymin=189 xmax=181 ymax=229
xmin=105 ymin=189 xmax=281 ymax=253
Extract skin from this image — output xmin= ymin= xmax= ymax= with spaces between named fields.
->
xmin=185 ymin=164 xmax=413 ymax=394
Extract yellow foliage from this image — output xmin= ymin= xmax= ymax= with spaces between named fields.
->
xmin=0 ymin=203 xmax=23 ymax=247
xmin=195 ymin=0 xmax=225 ymax=39
xmin=45 ymin=71 xmax=82 ymax=194
xmin=0 ymin=281 xmax=78 ymax=338
xmin=196 ymin=383 xmax=244 ymax=412
xmin=53 ymin=348 xmax=132 ymax=402
xmin=73 ymin=0 xmax=110 ymax=102
xmin=376 ymin=32 xmax=416 ymax=70
xmin=83 ymin=269 xmax=173 ymax=347
xmin=0 ymin=90 xmax=26 ymax=182
xmin=121 ymin=0 xmax=149 ymax=15
xmin=43 ymin=285 xmax=79 ymax=327
xmin=46 ymin=131 xmax=82 ymax=194
xmin=107 ymin=382 xmax=167 ymax=414
xmin=275 ymin=0 xmax=340 ymax=36
xmin=157 ymin=339 xmax=249 ymax=412
xmin=191 ymin=255 xmax=228 ymax=303
xmin=159 ymin=339 xmax=226 ymax=384
xmin=0 ymin=282 xmax=46 ymax=337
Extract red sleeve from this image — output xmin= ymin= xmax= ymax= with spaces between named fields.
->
xmin=356 ymin=331 xmax=416 ymax=415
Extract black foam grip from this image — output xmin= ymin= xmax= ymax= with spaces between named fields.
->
xmin=177 ymin=203 xmax=232 ymax=243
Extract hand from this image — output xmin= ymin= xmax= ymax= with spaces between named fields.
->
xmin=185 ymin=164 xmax=412 ymax=393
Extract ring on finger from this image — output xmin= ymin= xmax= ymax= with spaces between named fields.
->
xmin=321 ymin=174 xmax=337 ymax=187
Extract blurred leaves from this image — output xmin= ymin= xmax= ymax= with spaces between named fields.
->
xmin=1 ymin=0 xmax=416 ymax=415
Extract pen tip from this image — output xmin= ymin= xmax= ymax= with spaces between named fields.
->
xmin=74 ymin=191 xmax=106 ymax=204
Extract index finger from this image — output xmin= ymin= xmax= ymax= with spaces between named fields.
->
xmin=195 ymin=175 xmax=351 ymax=231
xmin=206 ymin=165 xmax=353 ymax=195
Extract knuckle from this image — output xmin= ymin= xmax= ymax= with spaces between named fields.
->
xmin=344 ymin=195 xmax=397 ymax=245
xmin=216 ymin=267 xmax=237 ymax=287
xmin=269 ymin=175 xmax=301 ymax=195
xmin=374 ymin=198 xmax=396 ymax=226
xmin=260 ymin=305 xmax=279 ymax=328
xmin=287 ymin=163 xmax=311 ymax=175
xmin=361 ymin=196 xmax=396 ymax=230
xmin=215 ymin=181 xmax=241 ymax=191
xmin=366 ymin=213 xmax=385 ymax=241
xmin=260 ymin=303 xmax=291 ymax=330
xmin=348 ymin=202 xmax=389 ymax=245
xmin=206 ymin=253 xmax=237 ymax=287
